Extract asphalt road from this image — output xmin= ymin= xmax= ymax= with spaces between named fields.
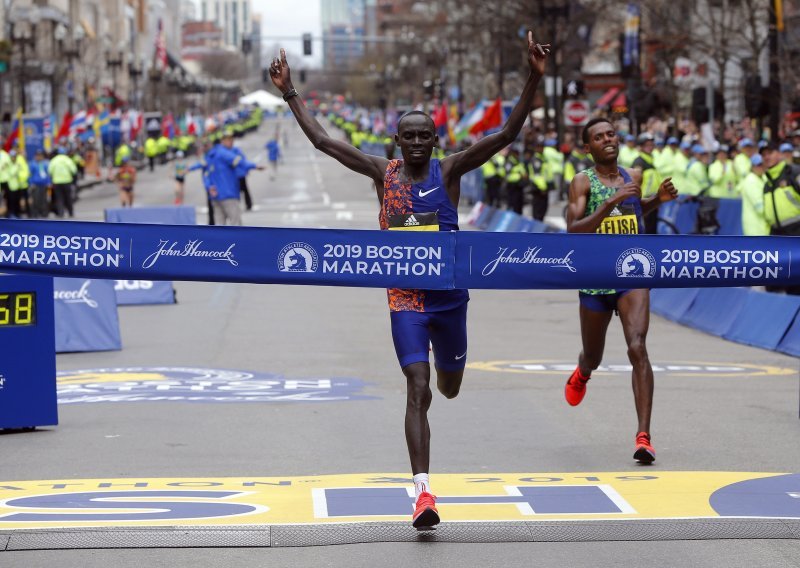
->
xmin=2 ymin=117 xmax=799 ymax=567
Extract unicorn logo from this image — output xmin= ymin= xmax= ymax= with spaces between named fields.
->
xmin=278 ymin=242 xmax=318 ymax=273
xmin=616 ymin=248 xmax=656 ymax=278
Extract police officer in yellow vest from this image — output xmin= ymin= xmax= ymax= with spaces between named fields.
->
xmin=563 ymin=144 xmax=593 ymax=187
xmin=655 ymin=136 xmax=679 ymax=179
xmin=114 ymin=142 xmax=131 ymax=167
xmin=481 ymin=150 xmax=505 ymax=207
xmin=4 ymin=150 xmax=21 ymax=218
xmin=145 ymin=136 xmax=159 ymax=171
xmin=733 ymin=138 xmax=756 ymax=182
xmin=157 ymin=134 xmax=170 ymax=164
xmin=739 ymin=153 xmax=769 ymax=237
xmin=708 ymin=144 xmax=738 ymax=198
xmin=524 ymin=141 xmax=549 ymax=221
xmin=761 ymin=140 xmax=800 ymax=294
xmin=631 ymin=133 xmax=664 ymax=233
xmin=542 ymin=138 xmax=564 ymax=197
xmin=48 ymin=147 xmax=78 ymax=218
xmin=504 ymin=146 xmax=527 ymax=214
xmin=682 ymin=144 xmax=712 ymax=197
xmin=762 ymin=141 xmax=800 ymax=236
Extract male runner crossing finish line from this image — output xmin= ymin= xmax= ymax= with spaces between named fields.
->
xmin=270 ymin=32 xmax=549 ymax=529
xmin=565 ymin=118 xmax=678 ymax=464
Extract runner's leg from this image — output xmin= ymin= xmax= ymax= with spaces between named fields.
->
xmin=578 ymin=301 xmax=614 ymax=376
xmin=616 ymin=289 xmax=653 ymax=433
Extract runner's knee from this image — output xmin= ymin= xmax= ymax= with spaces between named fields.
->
xmin=405 ymin=366 xmax=432 ymax=409
xmin=627 ymin=337 xmax=648 ymax=364
xmin=435 ymin=368 xmax=464 ymax=399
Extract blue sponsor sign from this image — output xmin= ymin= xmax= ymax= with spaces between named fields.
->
xmin=56 ymin=367 xmax=374 ymax=404
xmin=53 ymin=278 xmax=121 ymax=353
xmin=101 ymin=117 xmax=122 ymax=149
xmin=454 ymin=232 xmax=799 ymax=290
xmin=22 ymin=116 xmax=46 ymax=161
xmin=114 ymin=280 xmax=174 ymax=305
xmin=0 ymin=221 xmax=798 ymax=290
xmin=0 ymin=275 xmax=58 ymax=429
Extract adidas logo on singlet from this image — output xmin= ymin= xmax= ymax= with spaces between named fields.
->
xmin=404 ymin=215 xmax=420 ymax=227
xmin=609 ymin=207 xmax=622 ymax=216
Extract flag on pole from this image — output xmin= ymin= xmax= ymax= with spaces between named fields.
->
xmin=468 ymin=97 xmax=503 ymax=136
xmin=155 ymin=19 xmax=168 ymax=71
xmin=4 ymin=108 xmax=23 ymax=152
xmin=56 ymin=111 xmax=73 ymax=142
xmin=622 ymin=3 xmax=641 ymax=69
xmin=69 ymin=110 xmax=87 ymax=136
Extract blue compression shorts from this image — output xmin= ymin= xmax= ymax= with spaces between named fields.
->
xmin=578 ymin=290 xmax=633 ymax=313
xmin=390 ymin=303 xmax=468 ymax=371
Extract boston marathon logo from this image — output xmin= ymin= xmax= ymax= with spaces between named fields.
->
xmin=56 ymin=367 xmax=374 ymax=404
xmin=278 ymin=242 xmax=318 ymax=272
xmin=142 ymin=240 xmax=238 ymax=269
xmin=0 ymin=233 xmax=122 ymax=267
xmin=482 ymin=247 xmax=576 ymax=276
xmin=659 ymin=248 xmax=782 ymax=280
xmin=616 ymin=248 xmax=656 ymax=278
xmin=281 ymin=242 xmax=446 ymax=276
xmin=468 ymin=360 xmax=796 ymax=378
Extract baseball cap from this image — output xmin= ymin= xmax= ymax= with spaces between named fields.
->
xmin=667 ymin=136 xmax=679 ymax=145
xmin=692 ymin=144 xmax=708 ymax=154
xmin=544 ymin=138 xmax=557 ymax=147
xmin=625 ymin=134 xmax=635 ymax=142
xmin=750 ymin=154 xmax=763 ymax=166
xmin=637 ymin=133 xmax=654 ymax=144
xmin=738 ymin=138 xmax=754 ymax=148
xmin=779 ymin=142 xmax=794 ymax=153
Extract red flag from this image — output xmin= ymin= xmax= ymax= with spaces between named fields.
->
xmin=131 ymin=112 xmax=144 ymax=139
xmin=55 ymin=112 xmax=73 ymax=142
xmin=4 ymin=108 xmax=22 ymax=152
xmin=469 ymin=98 xmax=503 ymax=136
xmin=433 ymin=102 xmax=448 ymax=128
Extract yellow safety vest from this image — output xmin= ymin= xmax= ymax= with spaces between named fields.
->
xmin=763 ymin=162 xmax=800 ymax=232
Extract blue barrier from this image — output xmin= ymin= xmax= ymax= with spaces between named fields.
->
xmin=105 ymin=206 xmax=194 ymax=305
xmin=54 ymin=278 xmax=122 ymax=353
xmin=104 ymin=206 xmax=197 ymax=225
xmin=488 ymin=210 xmax=519 ymax=232
xmin=650 ymin=288 xmax=700 ymax=322
xmin=475 ymin=206 xmax=499 ymax=230
xmin=723 ymin=291 xmax=800 ymax=350
xmin=460 ymin=169 xmax=484 ymax=204
xmin=658 ymin=198 xmax=742 ymax=235
xmin=777 ymin=312 xmax=800 ymax=357
xmin=678 ymin=288 xmax=748 ymax=336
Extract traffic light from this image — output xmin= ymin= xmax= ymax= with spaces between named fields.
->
xmin=302 ymin=33 xmax=312 ymax=56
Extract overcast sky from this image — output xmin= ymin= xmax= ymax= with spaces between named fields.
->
xmin=253 ymin=0 xmax=323 ymax=67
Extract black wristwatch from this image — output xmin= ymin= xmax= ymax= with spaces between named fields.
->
xmin=283 ymin=88 xmax=299 ymax=101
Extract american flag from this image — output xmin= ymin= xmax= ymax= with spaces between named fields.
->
xmin=155 ymin=18 xmax=168 ymax=71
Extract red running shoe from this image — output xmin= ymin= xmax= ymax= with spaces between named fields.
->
xmin=412 ymin=492 xmax=440 ymax=530
xmin=634 ymin=432 xmax=656 ymax=464
xmin=564 ymin=367 xmax=590 ymax=406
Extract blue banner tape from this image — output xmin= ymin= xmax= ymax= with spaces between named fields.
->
xmin=0 ymin=220 xmax=797 ymax=289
